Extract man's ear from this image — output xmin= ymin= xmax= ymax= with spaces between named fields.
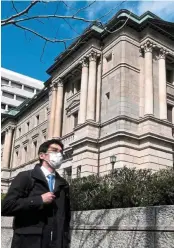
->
xmin=39 ymin=152 xmax=45 ymax=160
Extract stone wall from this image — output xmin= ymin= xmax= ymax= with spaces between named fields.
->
xmin=2 ymin=206 xmax=174 ymax=248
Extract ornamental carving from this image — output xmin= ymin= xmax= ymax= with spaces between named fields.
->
xmin=158 ymin=48 xmax=168 ymax=59
xmin=51 ymin=77 xmax=63 ymax=88
xmin=143 ymin=41 xmax=155 ymax=53
xmin=88 ymin=50 xmax=97 ymax=62
xmin=81 ymin=57 xmax=89 ymax=67
xmin=5 ymin=126 xmax=15 ymax=132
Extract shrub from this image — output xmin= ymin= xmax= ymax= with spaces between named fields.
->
xmin=70 ymin=167 xmax=174 ymax=211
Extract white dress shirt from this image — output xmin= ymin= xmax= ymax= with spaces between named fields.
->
xmin=41 ymin=166 xmax=55 ymax=190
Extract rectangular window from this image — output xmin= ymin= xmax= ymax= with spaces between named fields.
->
xmin=26 ymin=122 xmax=30 ymax=132
xmin=11 ymin=81 xmax=22 ymax=89
xmin=24 ymin=85 xmax=34 ymax=93
xmin=2 ymin=91 xmax=14 ymax=99
xmin=15 ymin=150 xmax=19 ymax=166
xmin=1 ymin=104 xmax=6 ymax=110
xmin=16 ymin=95 xmax=26 ymax=102
xmin=64 ymin=166 xmax=72 ymax=181
xmin=76 ymin=79 xmax=81 ymax=92
xmin=1 ymin=135 xmax=5 ymax=145
xmin=1 ymin=78 xmax=9 ymax=85
xmin=33 ymin=141 xmax=37 ymax=158
xmin=166 ymin=69 xmax=173 ymax=84
xmin=73 ymin=112 xmax=78 ymax=128
xmin=167 ymin=105 xmax=173 ymax=122
xmin=18 ymin=127 xmax=21 ymax=137
xmin=24 ymin=146 xmax=27 ymax=163
xmin=77 ymin=165 xmax=81 ymax=178
xmin=36 ymin=115 xmax=40 ymax=125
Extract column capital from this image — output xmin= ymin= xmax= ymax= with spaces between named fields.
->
xmin=57 ymin=78 xmax=63 ymax=87
xmin=141 ymin=40 xmax=156 ymax=53
xmin=6 ymin=125 xmax=15 ymax=132
xmin=52 ymin=77 xmax=63 ymax=87
xmin=88 ymin=50 xmax=97 ymax=62
xmin=158 ymin=48 xmax=169 ymax=60
xmin=80 ymin=57 xmax=89 ymax=68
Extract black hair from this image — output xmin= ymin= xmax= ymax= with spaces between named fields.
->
xmin=38 ymin=138 xmax=64 ymax=164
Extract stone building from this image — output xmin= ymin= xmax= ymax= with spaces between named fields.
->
xmin=1 ymin=10 xmax=174 ymax=192
xmin=1 ymin=67 xmax=43 ymax=114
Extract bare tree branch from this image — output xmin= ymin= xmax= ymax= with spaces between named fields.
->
xmin=2 ymin=14 xmax=98 ymax=26
xmin=11 ymin=0 xmax=19 ymax=14
xmin=40 ymin=40 xmax=47 ymax=62
xmin=12 ymin=22 xmax=92 ymax=50
xmin=2 ymin=1 xmax=39 ymax=25
xmin=72 ymin=1 xmax=96 ymax=17
xmin=63 ymin=18 xmax=80 ymax=35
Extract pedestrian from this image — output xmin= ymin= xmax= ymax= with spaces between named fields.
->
xmin=2 ymin=138 xmax=71 ymax=248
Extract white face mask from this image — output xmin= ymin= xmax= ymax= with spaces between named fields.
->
xmin=45 ymin=152 xmax=63 ymax=169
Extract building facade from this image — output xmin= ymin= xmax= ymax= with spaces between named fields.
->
xmin=1 ymin=10 xmax=174 ymax=192
xmin=1 ymin=67 xmax=44 ymax=114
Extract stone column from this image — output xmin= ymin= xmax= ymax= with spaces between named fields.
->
xmin=96 ymin=57 xmax=102 ymax=122
xmin=54 ymin=78 xmax=64 ymax=137
xmin=2 ymin=126 xmax=14 ymax=168
xmin=86 ymin=51 xmax=97 ymax=120
xmin=48 ymin=83 xmax=57 ymax=138
xmin=143 ymin=41 xmax=154 ymax=115
xmin=158 ymin=48 xmax=167 ymax=120
xmin=139 ymin=49 xmax=145 ymax=117
xmin=78 ymin=57 xmax=89 ymax=124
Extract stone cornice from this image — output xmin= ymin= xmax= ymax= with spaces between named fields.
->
xmin=103 ymin=35 xmax=140 ymax=55
xmin=51 ymin=46 xmax=101 ymax=81
xmin=102 ymin=62 xmax=139 ymax=79
xmin=99 ymin=130 xmax=174 ymax=146
xmin=101 ymin=115 xmax=173 ymax=128
xmin=74 ymin=119 xmax=100 ymax=132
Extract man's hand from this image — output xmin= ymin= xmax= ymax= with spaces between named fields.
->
xmin=41 ymin=192 xmax=56 ymax=204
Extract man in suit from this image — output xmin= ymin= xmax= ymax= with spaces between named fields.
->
xmin=2 ymin=138 xmax=71 ymax=248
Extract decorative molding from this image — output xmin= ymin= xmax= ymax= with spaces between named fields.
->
xmin=140 ymin=38 xmax=174 ymax=57
xmin=32 ymin=133 xmax=39 ymax=141
xmin=88 ymin=50 xmax=98 ymax=62
xmin=5 ymin=125 xmax=16 ymax=132
xmin=52 ymin=46 xmax=101 ymax=80
xmin=66 ymin=100 xmax=80 ymax=116
xmin=22 ymin=139 xmax=29 ymax=146
xmin=141 ymin=40 xmax=154 ymax=53
xmin=158 ymin=48 xmax=169 ymax=60
xmin=14 ymin=145 xmax=20 ymax=151
xmin=80 ymin=56 xmax=89 ymax=68
xmin=42 ymin=129 xmax=47 ymax=135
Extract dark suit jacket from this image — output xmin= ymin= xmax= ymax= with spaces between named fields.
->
xmin=1 ymin=164 xmax=71 ymax=248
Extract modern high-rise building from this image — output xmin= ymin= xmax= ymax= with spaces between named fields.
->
xmin=1 ymin=10 xmax=174 ymax=192
xmin=1 ymin=68 xmax=44 ymax=114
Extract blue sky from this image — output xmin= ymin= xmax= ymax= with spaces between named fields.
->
xmin=1 ymin=1 xmax=174 ymax=82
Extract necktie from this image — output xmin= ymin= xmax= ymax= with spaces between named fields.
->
xmin=47 ymin=174 xmax=55 ymax=192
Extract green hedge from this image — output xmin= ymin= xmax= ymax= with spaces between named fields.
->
xmin=70 ymin=167 xmax=174 ymax=210
xmin=2 ymin=167 xmax=174 ymax=211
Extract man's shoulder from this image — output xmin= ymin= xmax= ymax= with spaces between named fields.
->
xmin=15 ymin=169 xmax=33 ymax=181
